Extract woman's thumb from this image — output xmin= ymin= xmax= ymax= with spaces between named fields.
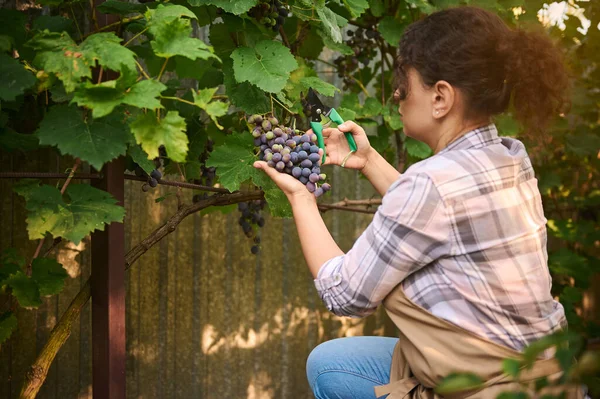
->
xmin=337 ymin=120 xmax=362 ymax=135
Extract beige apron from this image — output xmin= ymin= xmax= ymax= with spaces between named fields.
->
xmin=374 ymin=284 xmax=584 ymax=399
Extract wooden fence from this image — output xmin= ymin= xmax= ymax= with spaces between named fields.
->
xmin=0 ymin=148 xmax=396 ymax=398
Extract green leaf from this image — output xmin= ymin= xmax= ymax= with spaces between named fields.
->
xmin=0 ymin=54 xmax=36 ymax=101
xmin=222 ymin=60 xmax=270 ymax=115
xmin=316 ymin=7 xmax=345 ymax=44
xmin=14 ymin=181 xmax=126 ymax=244
xmin=368 ymin=0 xmax=385 ymax=17
xmin=1 ymin=248 xmax=25 ymax=270
xmin=37 ymin=105 xmax=130 ymax=170
xmin=405 ymin=137 xmax=432 ymax=159
xmin=72 ymin=79 xmax=166 ymax=118
xmin=231 ymin=41 xmax=298 ymax=93
xmin=29 ymin=31 xmax=137 ymax=93
xmin=128 ymin=143 xmax=156 ymax=174
xmin=495 ymin=393 xmax=530 ymax=399
xmin=32 ymin=15 xmax=73 ymax=34
xmin=187 ymin=0 xmax=259 ymax=15
xmin=6 ymin=272 xmax=41 ymax=308
xmin=343 ymin=0 xmax=368 ymax=17
xmin=434 ymin=373 xmax=483 ymax=395
xmin=502 ymin=358 xmax=522 ymax=378
xmin=31 ymin=258 xmax=68 ymax=296
xmin=0 ymin=312 xmax=17 ymax=345
xmin=361 ymin=97 xmax=383 ymax=117
xmin=96 ymin=0 xmax=148 ymax=15
xmin=191 ymin=87 xmax=229 ymax=129
xmin=250 ymin=169 xmax=292 ymax=218
xmin=205 ymin=134 xmax=256 ymax=192
xmin=383 ymin=102 xmax=403 ymax=130
xmin=378 ymin=16 xmax=405 ymax=46
xmin=0 ymin=9 xmax=27 ymax=50
xmin=147 ymin=4 xmax=197 ymax=22
xmin=0 ymin=260 xmax=21 ymax=285
xmin=209 ymin=23 xmax=238 ymax=58
xmin=130 ymin=110 xmax=189 ymax=162
xmin=299 ymin=77 xmax=339 ymax=97
xmin=0 ymin=128 xmax=39 ymax=153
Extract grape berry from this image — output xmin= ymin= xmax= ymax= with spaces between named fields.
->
xmin=248 ymin=0 xmax=290 ymax=32
xmin=192 ymin=139 xmax=216 ymax=204
xmin=238 ymin=200 xmax=266 ymax=255
xmin=248 ymin=113 xmax=331 ymax=198
xmin=333 ymin=28 xmax=380 ymax=90
xmin=134 ymin=164 xmax=162 ymax=192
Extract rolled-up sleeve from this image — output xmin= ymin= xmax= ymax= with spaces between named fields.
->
xmin=314 ymin=173 xmax=451 ymax=317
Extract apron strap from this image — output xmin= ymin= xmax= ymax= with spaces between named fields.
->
xmin=374 ymin=377 xmax=419 ymax=398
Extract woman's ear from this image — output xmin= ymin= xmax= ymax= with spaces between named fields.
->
xmin=432 ymin=80 xmax=454 ymax=119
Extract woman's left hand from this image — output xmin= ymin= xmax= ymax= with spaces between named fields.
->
xmin=253 ymin=148 xmax=323 ymax=201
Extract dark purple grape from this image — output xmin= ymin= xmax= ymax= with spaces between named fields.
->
xmin=292 ymin=167 xmax=302 ymax=178
xmin=309 ymin=145 xmax=320 ymax=154
xmin=267 ymin=160 xmax=276 ymax=167
xmin=299 ymin=176 xmax=309 ymax=184
xmin=302 ymin=168 xmax=311 ymax=177
xmin=293 ymin=136 xmax=302 ymax=144
xmin=238 ymin=202 xmax=249 ymax=211
xmin=308 ymin=153 xmax=321 ymax=163
xmin=298 ymin=150 xmax=308 ymax=161
xmin=273 ymin=127 xmax=283 ymax=137
xmin=274 ymin=137 xmax=285 ymax=145
xmin=290 ymin=153 xmax=299 ymax=163
xmin=251 ymin=245 xmax=259 ymax=255
xmin=149 ymin=178 xmax=158 ymax=187
xmin=276 ymin=161 xmax=285 ymax=171
xmin=309 ymin=173 xmax=320 ymax=183
xmin=322 ymin=183 xmax=331 ymax=192
xmin=280 ymin=133 xmax=289 ymax=141
xmin=314 ymin=187 xmax=324 ymax=198
xmin=254 ymin=236 xmax=261 ymax=244
xmin=260 ymin=134 xmax=268 ymax=144
xmin=282 ymin=153 xmax=291 ymax=163
xmin=306 ymin=182 xmax=316 ymax=192
xmin=312 ymin=166 xmax=321 ymax=174
xmin=302 ymin=142 xmax=311 ymax=151
xmin=260 ymin=144 xmax=268 ymax=152
xmin=254 ymin=138 xmax=262 ymax=146
xmin=142 ymin=183 xmax=150 ymax=192
xmin=257 ymin=217 xmax=265 ymax=227
xmin=300 ymin=135 xmax=310 ymax=143
xmin=301 ymin=159 xmax=313 ymax=168
xmin=272 ymin=152 xmax=282 ymax=162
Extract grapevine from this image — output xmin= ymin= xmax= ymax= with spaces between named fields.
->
xmin=334 ymin=28 xmax=380 ymax=90
xmin=248 ymin=0 xmax=290 ymax=32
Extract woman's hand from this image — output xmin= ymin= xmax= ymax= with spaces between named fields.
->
xmin=321 ymin=121 xmax=373 ymax=170
xmin=253 ymin=148 xmax=324 ymax=201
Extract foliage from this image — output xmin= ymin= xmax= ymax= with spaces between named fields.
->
xmin=0 ymin=0 xmax=598 ymax=397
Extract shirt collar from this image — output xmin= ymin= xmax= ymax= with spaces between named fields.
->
xmin=437 ymin=123 xmax=501 ymax=154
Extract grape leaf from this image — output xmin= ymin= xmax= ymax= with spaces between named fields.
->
xmin=1 ymin=248 xmax=25 ymax=269
xmin=127 ymin=143 xmax=156 ymax=174
xmin=318 ymin=31 xmax=354 ymax=55
xmin=378 ymin=16 xmax=405 ymax=46
xmin=368 ymin=0 xmax=385 ymax=17
xmin=209 ymin=23 xmax=238 ymax=58
xmin=130 ymin=110 xmax=188 ymax=162
xmin=28 ymin=31 xmax=137 ymax=92
xmin=0 ymin=9 xmax=27 ymax=50
xmin=32 ymin=15 xmax=73 ymax=34
xmin=316 ymin=7 xmax=346 ymax=44
xmin=6 ymin=272 xmax=41 ymax=309
xmin=405 ymin=137 xmax=432 ymax=159
xmin=97 ymin=0 xmax=148 ymax=15
xmin=37 ymin=105 xmax=130 ymax=170
xmin=250 ymin=169 xmax=292 ymax=218
xmin=72 ymin=79 xmax=166 ymax=118
xmin=222 ymin=60 xmax=270 ymax=114
xmin=31 ymin=258 xmax=68 ymax=296
xmin=187 ymin=0 xmax=259 ymax=15
xmin=0 ymin=312 xmax=17 ymax=345
xmin=147 ymin=4 xmax=197 ymax=22
xmin=0 ymin=128 xmax=39 ymax=153
xmin=0 ymin=36 xmax=11 ymax=52
xmin=205 ymin=135 xmax=256 ymax=192
xmin=231 ymin=41 xmax=298 ymax=93
xmin=0 ymin=261 xmax=21 ymax=285
xmin=343 ymin=0 xmax=368 ymax=17
xmin=299 ymin=77 xmax=339 ymax=97
xmin=191 ymin=87 xmax=229 ymax=129
xmin=14 ymin=181 xmax=126 ymax=244
xmin=0 ymin=54 xmax=36 ymax=101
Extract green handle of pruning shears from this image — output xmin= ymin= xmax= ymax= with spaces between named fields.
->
xmin=310 ymin=121 xmax=326 ymax=164
xmin=328 ymin=108 xmax=358 ymax=153
xmin=310 ymin=109 xmax=358 ymax=164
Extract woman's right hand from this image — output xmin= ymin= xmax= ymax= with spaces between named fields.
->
xmin=320 ymin=121 xmax=373 ymax=170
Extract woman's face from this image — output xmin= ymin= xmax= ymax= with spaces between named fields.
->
xmin=396 ymin=67 xmax=437 ymax=144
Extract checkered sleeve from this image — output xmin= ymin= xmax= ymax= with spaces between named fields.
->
xmin=314 ymin=173 xmax=452 ymax=317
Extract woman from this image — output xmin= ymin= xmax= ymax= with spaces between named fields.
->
xmin=254 ymin=6 xmax=579 ymax=399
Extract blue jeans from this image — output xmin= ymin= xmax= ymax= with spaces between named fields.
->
xmin=306 ymin=336 xmax=398 ymax=399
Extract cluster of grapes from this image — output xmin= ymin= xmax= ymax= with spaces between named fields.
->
xmin=333 ymin=28 xmax=380 ymax=90
xmin=248 ymin=0 xmax=290 ymax=32
xmin=192 ymin=139 xmax=216 ymax=203
xmin=135 ymin=164 xmax=163 ymax=192
xmin=249 ymin=114 xmax=331 ymax=198
xmin=237 ymin=200 xmax=265 ymax=255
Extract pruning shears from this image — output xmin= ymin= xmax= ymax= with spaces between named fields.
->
xmin=302 ymin=88 xmax=357 ymax=164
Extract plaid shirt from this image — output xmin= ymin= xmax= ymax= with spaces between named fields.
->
xmin=315 ymin=124 xmax=566 ymax=351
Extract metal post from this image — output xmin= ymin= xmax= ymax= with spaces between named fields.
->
xmin=91 ymin=157 xmax=126 ymax=399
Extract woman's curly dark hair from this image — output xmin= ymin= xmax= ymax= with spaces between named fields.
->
xmin=393 ymin=6 xmax=571 ymax=134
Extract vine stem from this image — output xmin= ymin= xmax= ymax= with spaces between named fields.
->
xmin=270 ymin=94 xmax=294 ymax=115
xmin=161 ymin=96 xmax=196 ymax=106
xmin=157 ymin=57 xmax=170 ymax=81
xmin=124 ymin=27 xmax=148 ymax=47
xmin=135 ymin=60 xmax=151 ymax=80
xmin=80 ymin=15 xmax=144 ymax=41
xmin=26 ymin=159 xmax=81 ymax=276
